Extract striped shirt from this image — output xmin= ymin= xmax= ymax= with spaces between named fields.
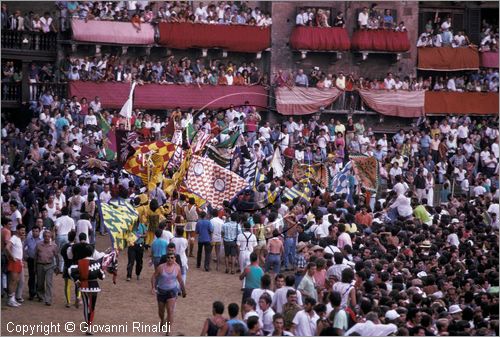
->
xmin=222 ymin=221 xmax=241 ymax=242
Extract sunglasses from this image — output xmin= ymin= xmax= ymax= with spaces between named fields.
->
xmin=167 ymin=256 xmax=175 ymax=260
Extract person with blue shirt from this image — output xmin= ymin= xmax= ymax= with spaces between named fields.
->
xmin=195 ymin=211 xmax=213 ymax=272
xmin=127 ymin=221 xmax=147 ymax=281
xmin=151 ymin=229 xmax=168 ymax=269
xmin=420 ymin=131 xmax=431 ymax=158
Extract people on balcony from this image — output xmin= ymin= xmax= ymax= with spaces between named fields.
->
xmin=332 ymin=11 xmax=345 ymax=28
xmin=295 ymin=7 xmax=331 ymax=27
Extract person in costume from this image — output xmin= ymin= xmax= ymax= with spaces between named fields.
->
xmin=145 ymin=199 xmax=166 ymax=247
xmin=69 ymin=244 xmax=105 ymax=335
xmin=183 ymin=197 xmax=198 ymax=257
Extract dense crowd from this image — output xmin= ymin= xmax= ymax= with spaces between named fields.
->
xmin=59 ymin=54 xmax=267 ymax=86
xmin=272 ymin=67 xmax=499 ymax=94
xmin=1 ymin=3 xmax=58 ymax=33
xmin=417 ymin=18 xmax=499 ymax=50
xmin=57 ymin=1 xmax=272 ymax=26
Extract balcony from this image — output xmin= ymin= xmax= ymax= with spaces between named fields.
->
xmin=289 ymin=27 xmax=350 ymax=59
xmin=157 ymin=23 xmax=271 ymax=56
xmin=1 ymin=82 xmax=67 ymax=107
xmin=1 ymin=82 xmax=21 ymax=106
xmin=68 ymin=81 xmax=268 ymax=110
xmin=417 ymin=47 xmax=480 ymax=71
xmin=351 ymin=30 xmax=410 ymax=60
xmin=1 ymin=30 xmax=57 ymax=59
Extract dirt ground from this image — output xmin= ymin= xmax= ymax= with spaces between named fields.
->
xmin=2 ymin=236 xmax=243 ymax=336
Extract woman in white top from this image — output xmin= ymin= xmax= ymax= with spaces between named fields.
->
xmin=425 ymin=172 xmax=435 ymax=207
xmin=44 ymin=194 xmax=60 ymax=221
xmin=331 ymin=268 xmax=356 ymax=309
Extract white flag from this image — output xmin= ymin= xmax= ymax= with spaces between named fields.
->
xmin=119 ymin=81 xmax=138 ymax=118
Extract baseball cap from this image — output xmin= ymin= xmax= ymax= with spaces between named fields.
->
xmin=449 ymin=304 xmax=462 ymax=314
xmin=385 ymin=310 xmax=400 ymax=320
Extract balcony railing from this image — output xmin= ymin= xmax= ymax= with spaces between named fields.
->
xmin=1 ymin=82 xmax=21 ymax=103
xmin=1 ymin=30 xmax=57 ymax=52
xmin=28 ymin=82 xmax=68 ymax=102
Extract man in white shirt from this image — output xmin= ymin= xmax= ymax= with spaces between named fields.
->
xmin=6 ymin=224 xmax=26 ymax=307
xmin=54 ymin=207 xmax=76 ymax=270
xmin=345 ymin=312 xmax=397 ymax=336
xmin=358 ymin=7 xmax=369 ymax=29
xmin=89 ymin=96 xmax=101 ymax=113
xmin=9 ymin=201 xmax=23 ymax=233
xmin=251 ymin=274 xmax=275 ymax=306
xmin=296 ymin=8 xmax=306 ymax=26
xmin=75 ymin=213 xmax=93 ymax=243
xmin=388 ymin=193 xmax=413 ymax=218
xmin=384 ymin=73 xmax=396 ymax=90
xmin=447 ymin=76 xmax=457 ymax=92
xmin=210 ymin=210 xmax=224 ymax=271
xmin=237 ymin=223 xmax=258 ymax=275
xmin=292 ymin=297 xmax=319 ymax=336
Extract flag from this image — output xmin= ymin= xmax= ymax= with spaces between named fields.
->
xmin=100 ymin=199 xmax=138 ymax=250
xmin=350 ymin=155 xmax=380 ymax=193
xmin=186 ymin=122 xmax=196 ymax=145
xmin=163 ymin=150 xmax=192 ymax=196
xmin=331 ymin=162 xmax=352 ymax=194
xmin=119 ymin=81 xmax=137 ymax=118
xmin=124 ymin=141 xmax=176 ymax=182
xmin=242 ymin=158 xmax=257 ymax=184
xmin=97 ymin=112 xmax=111 ymax=135
xmin=96 ymin=113 xmax=116 ymax=161
xmin=191 ymin=130 xmax=212 ymax=154
xmin=218 ymin=131 xmax=241 ymax=149
xmin=178 ymin=184 xmax=206 ymax=207
xmin=206 ymin=144 xmax=233 ymax=168
xmin=293 ymin=162 xmax=329 ymax=188
xmin=283 ymin=179 xmax=312 ymax=202
xmin=185 ymin=155 xmax=248 ymax=208
xmin=270 ymin=147 xmax=284 ymax=178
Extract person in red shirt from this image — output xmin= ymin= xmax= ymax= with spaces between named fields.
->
xmin=345 ymin=74 xmax=355 ymax=111
xmin=354 ymin=206 xmax=373 ymax=228
xmin=283 ymin=145 xmax=295 ymax=171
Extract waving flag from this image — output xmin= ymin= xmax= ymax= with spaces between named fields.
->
xmin=331 ymin=162 xmax=352 ymax=194
xmin=119 ymin=81 xmax=138 ymax=118
xmin=185 ymin=155 xmax=248 ymax=208
xmin=293 ymin=162 xmax=329 ymax=188
xmin=283 ymin=179 xmax=312 ymax=202
xmin=351 ymin=155 xmax=380 ymax=193
xmin=206 ymin=144 xmax=233 ymax=168
xmin=191 ymin=130 xmax=212 ymax=154
xmin=124 ymin=141 xmax=176 ymax=183
xmin=100 ymin=199 xmax=138 ymax=250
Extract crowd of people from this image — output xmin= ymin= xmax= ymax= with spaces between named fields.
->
xmin=273 ymin=67 xmax=500 ymax=93
xmin=57 ymin=1 xmax=272 ymax=27
xmin=59 ymin=54 xmax=267 ymax=86
xmin=357 ymin=5 xmax=406 ymax=31
xmin=1 ymin=4 xmax=58 ymax=33
xmin=417 ymin=17 xmax=499 ymax=50
xmin=1 ymin=69 xmax=499 ymax=334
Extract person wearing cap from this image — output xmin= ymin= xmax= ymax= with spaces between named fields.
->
xmin=294 ymin=242 xmax=307 ymax=288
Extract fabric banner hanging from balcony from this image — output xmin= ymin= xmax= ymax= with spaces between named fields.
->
xmin=68 ymin=82 xmax=268 ymax=110
xmin=71 ymin=19 xmax=155 ymax=45
xmin=417 ymin=47 xmax=480 ymax=71
xmin=275 ymin=87 xmax=341 ymax=115
xmin=425 ymin=92 xmax=499 ymax=115
xmin=289 ymin=27 xmax=350 ymax=51
xmin=351 ymin=30 xmax=410 ymax=52
xmin=480 ymin=51 xmax=499 ymax=68
xmin=357 ymin=89 xmax=424 ymax=118
xmin=158 ymin=23 xmax=270 ymax=53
